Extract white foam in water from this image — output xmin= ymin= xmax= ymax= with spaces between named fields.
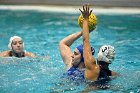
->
xmin=0 ymin=5 xmax=140 ymax=14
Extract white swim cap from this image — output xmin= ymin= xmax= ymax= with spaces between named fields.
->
xmin=97 ymin=45 xmax=115 ymax=64
xmin=8 ymin=36 xmax=24 ymax=50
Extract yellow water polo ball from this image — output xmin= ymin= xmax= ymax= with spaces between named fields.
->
xmin=78 ymin=13 xmax=97 ymax=32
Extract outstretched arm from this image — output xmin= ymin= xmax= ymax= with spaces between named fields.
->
xmin=0 ymin=51 xmax=9 ymax=57
xmin=0 ymin=51 xmax=36 ymax=58
xmin=79 ymin=5 xmax=96 ymax=69
xmin=25 ymin=52 xmax=36 ymax=58
xmin=59 ymin=31 xmax=82 ymax=69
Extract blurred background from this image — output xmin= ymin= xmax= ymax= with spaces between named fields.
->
xmin=0 ymin=0 xmax=140 ymax=7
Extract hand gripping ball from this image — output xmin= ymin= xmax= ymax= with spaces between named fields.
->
xmin=78 ymin=13 xmax=97 ymax=32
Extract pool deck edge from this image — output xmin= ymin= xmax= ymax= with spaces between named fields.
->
xmin=0 ymin=5 xmax=140 ymax=14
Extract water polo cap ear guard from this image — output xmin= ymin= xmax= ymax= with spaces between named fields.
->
xmin=76 ymin=44 xmax=95 ymax=63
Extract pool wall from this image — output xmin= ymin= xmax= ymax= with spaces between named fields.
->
xmin=0 ymin=0 xmax=140 ymax=7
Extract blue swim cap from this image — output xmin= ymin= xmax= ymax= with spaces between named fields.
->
xmin=76 ymin=44 xmax=95 ymax=62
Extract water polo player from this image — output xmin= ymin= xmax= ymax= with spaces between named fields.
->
xmin=0 ymin=36 xmax=36 ymax=57
xmin=80 ymin=4 xmax=118 ymax=87
xmin=59 ymin=5 xmax=97 ymax=79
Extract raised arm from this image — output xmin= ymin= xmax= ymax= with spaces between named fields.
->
xmin=80 ymin=5 xmax=96 ymax=69
xmin=59 ymin=31 xmax=82 ymax=68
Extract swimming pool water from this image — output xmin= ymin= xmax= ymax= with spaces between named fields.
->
xmin=0 ymin=9 xmax=140 ymax=93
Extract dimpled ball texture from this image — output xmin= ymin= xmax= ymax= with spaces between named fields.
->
xmin=78 ymin=13 xmax=97 ymax=32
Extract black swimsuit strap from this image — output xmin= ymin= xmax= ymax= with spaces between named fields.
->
xmin=9 ymin=51 xmax=25 ymax=58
